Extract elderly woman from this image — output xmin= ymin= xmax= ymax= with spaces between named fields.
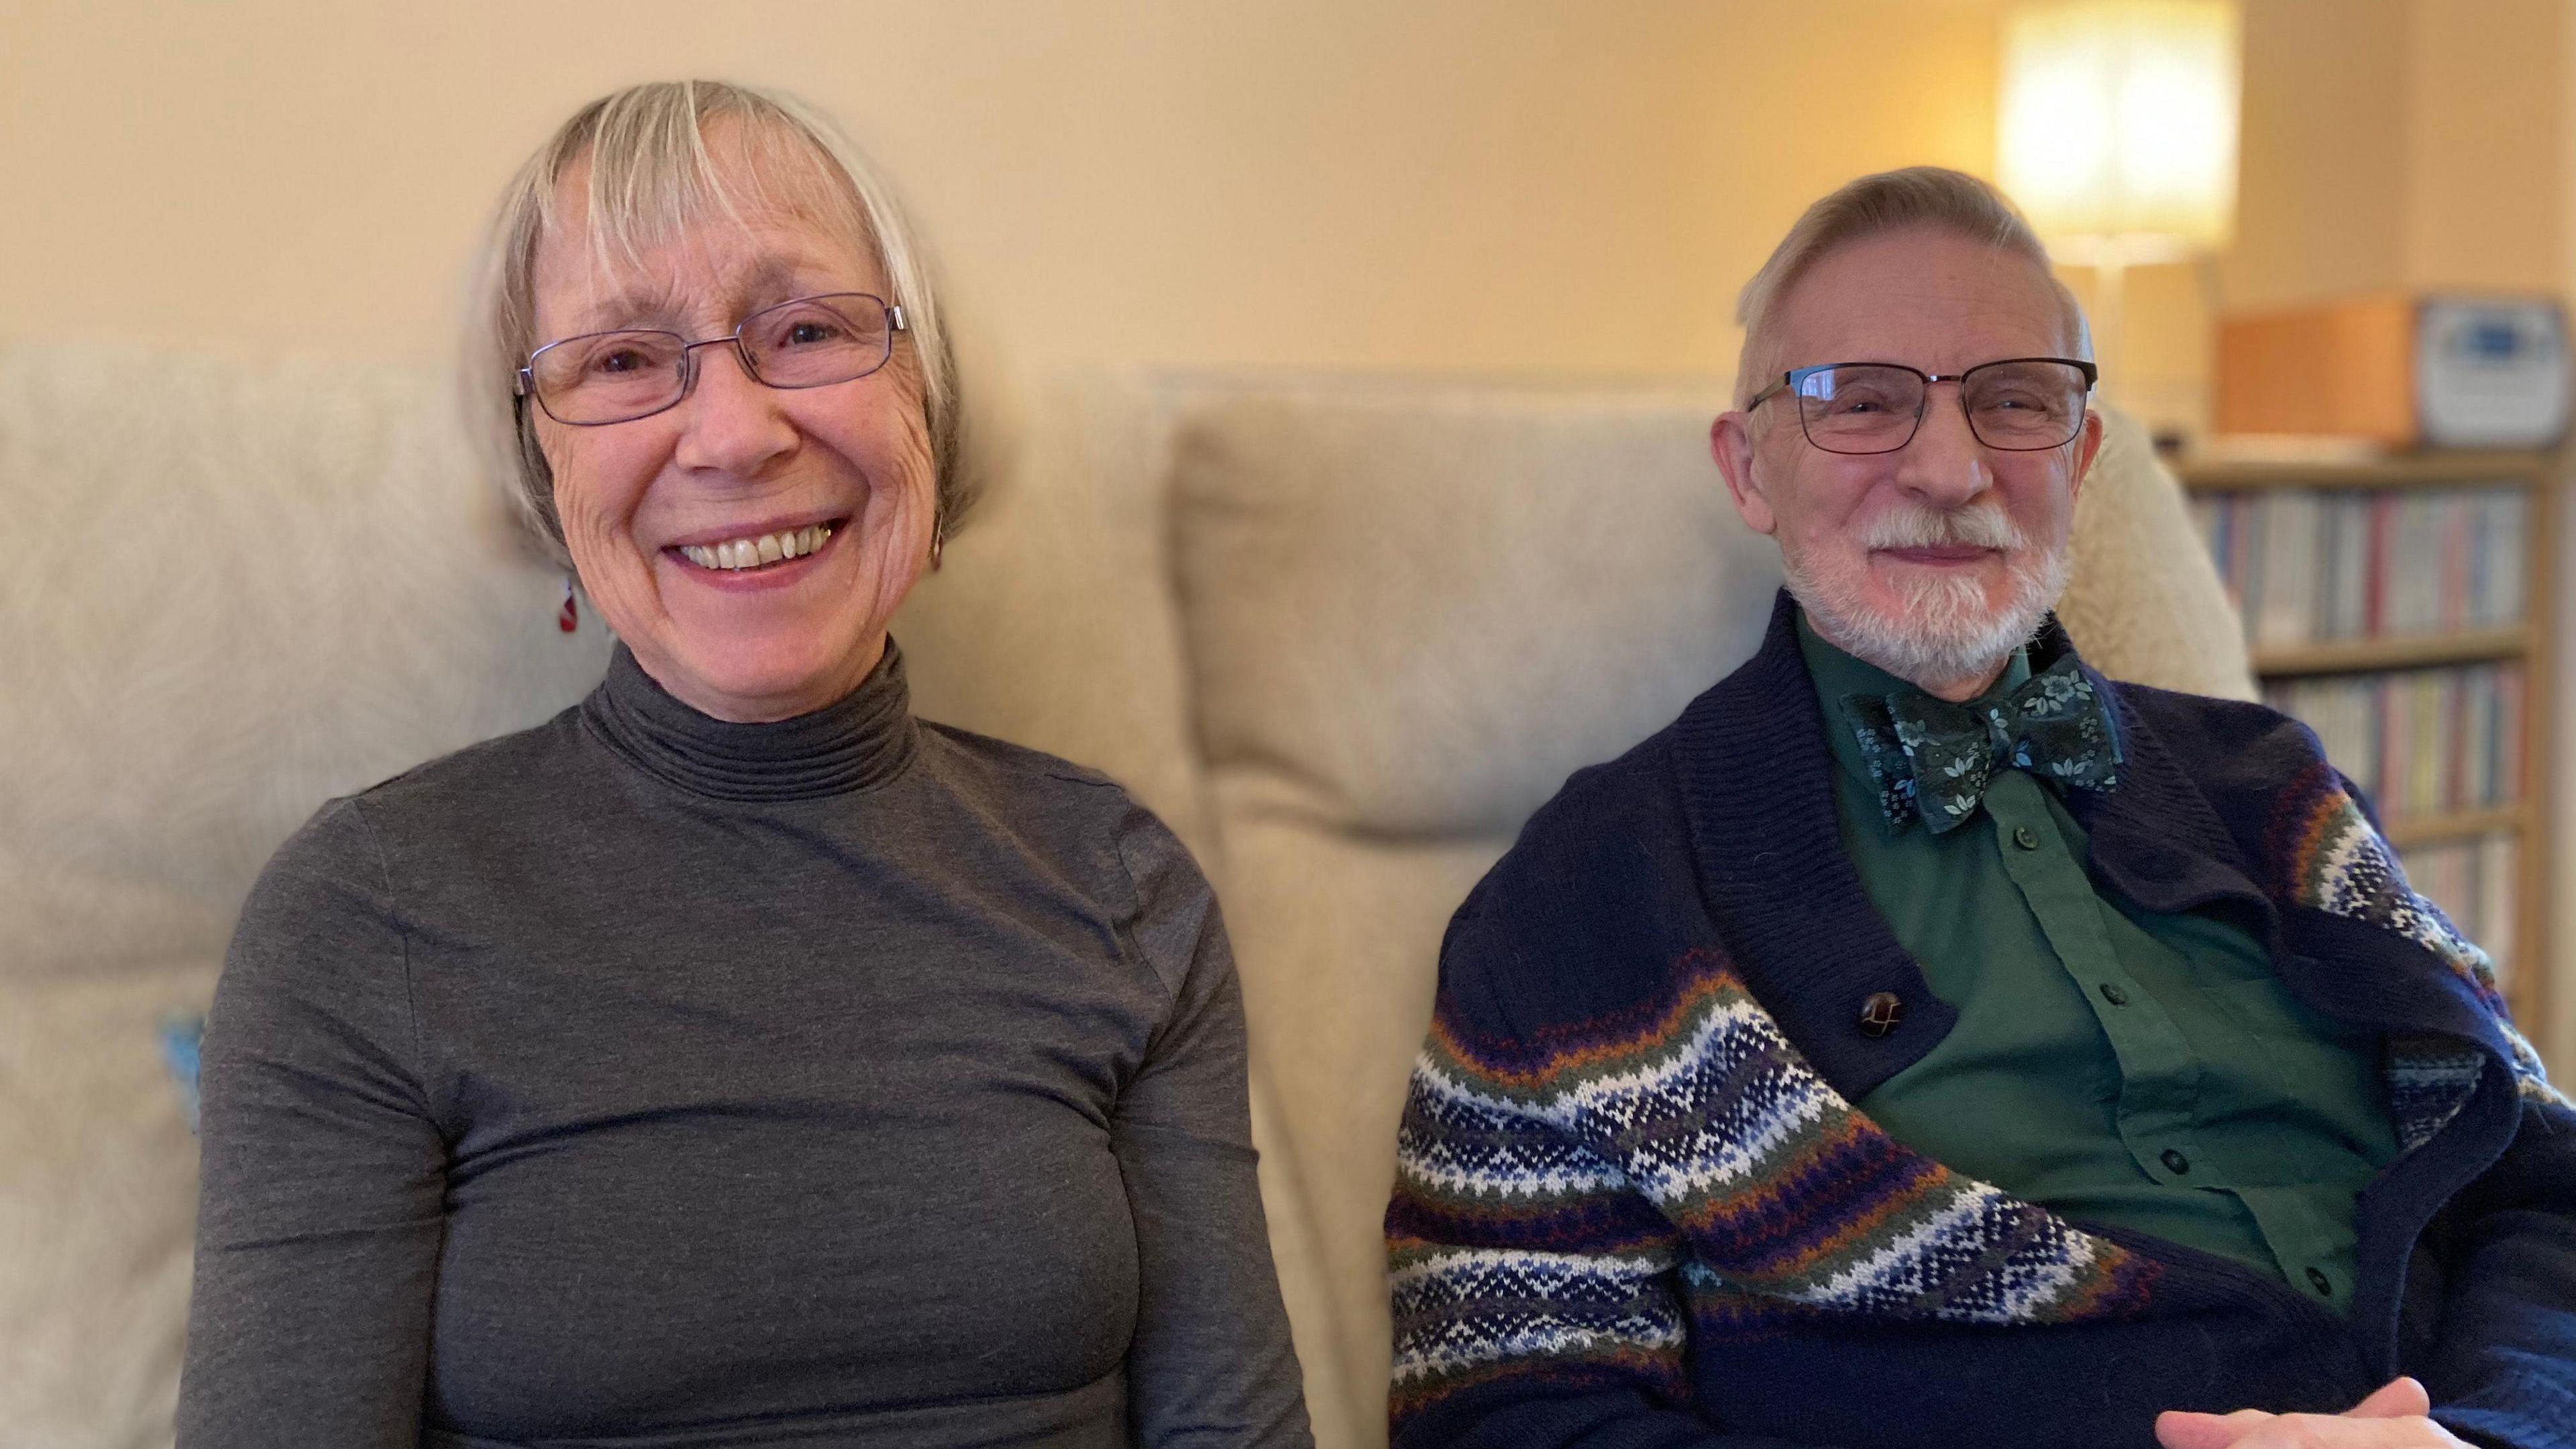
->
xmin=177 ymin=81 xmax=1309 ymax=1449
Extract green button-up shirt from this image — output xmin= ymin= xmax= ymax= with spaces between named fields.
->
xmin=1799 ymin=614 xmax=2398 ymax=1309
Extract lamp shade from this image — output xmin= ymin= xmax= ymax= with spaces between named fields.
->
xmin=1998 ymin=0 xmax=2240 ymax=255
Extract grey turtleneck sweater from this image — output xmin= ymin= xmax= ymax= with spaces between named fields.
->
xmin=178 ymin=642 xmax=1312 ymax=1449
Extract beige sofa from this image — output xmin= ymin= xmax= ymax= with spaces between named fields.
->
xmin=0 ymin=341 xmax=2251 ymax=1449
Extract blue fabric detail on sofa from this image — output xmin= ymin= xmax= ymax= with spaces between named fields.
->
xmin=160 ymin=1014 xmax=204 ymax=1135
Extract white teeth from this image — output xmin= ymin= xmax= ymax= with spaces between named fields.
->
xmin=682 ymin=524 xmax=836 ymax=571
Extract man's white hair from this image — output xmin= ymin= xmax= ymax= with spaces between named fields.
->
xmin=1732 ymin=166 xmax=2089 ymax=409
xmin=463 ymin=80 xmax=970 ymax=567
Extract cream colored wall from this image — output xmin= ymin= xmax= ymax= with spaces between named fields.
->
xmin=0 ymin=0 xmax=2002 ymax=387
xmin=25 ymin=2 xmax=2538 ymax=419
xmin=2406 ymin=0 xmax=2565 ymax=291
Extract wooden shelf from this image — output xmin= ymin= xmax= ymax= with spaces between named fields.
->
xmin=2175 ymin=449 xmax=2561 ymax=1050
xmin=2249 ymin=628 xmax=2531 ymax=676
xmin=2383 ymin=806 xmax=2526 ymax=849
xmin=2179 ymin=451 xmax=2556 ymax=492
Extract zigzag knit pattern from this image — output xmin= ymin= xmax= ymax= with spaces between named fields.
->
xmin=1387 ymin=950 xmax=2164 ymax=1415
xmin=2267 ymin=761 xmax=2565 ymax=1124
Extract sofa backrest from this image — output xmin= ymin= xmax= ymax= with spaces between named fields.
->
xmin=0 ymin=338 xmax=610 ymax=1442
xmin=0 ymin=340 xmax=611 ymax=979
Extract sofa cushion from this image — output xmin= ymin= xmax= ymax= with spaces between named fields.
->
xmin=1218 ymin=818 xmax=1506 ymax=1449
xmin=0 ymin=961 xmax=217 ymax=1448
xmin=0 ymin=340 xmax=609 ymax=979
xmin=2057 ymin=408 xmax=2259 ymax=702
xmin=1169 ymin=378 xmax=1782 ymax=840
xmin=899 ymin=370 xmax=1216 ymax=859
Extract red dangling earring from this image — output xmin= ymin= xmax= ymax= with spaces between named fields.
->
xmin=557 ymin=577 xmax=579 ymax=634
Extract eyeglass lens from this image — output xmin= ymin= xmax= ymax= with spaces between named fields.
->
xmin=529 ymin=293 xmax=894 ymax=425
xmin=1794 ymin=360 xmax=2090 ymax=454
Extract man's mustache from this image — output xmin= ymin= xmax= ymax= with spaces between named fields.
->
xmin=1858 ymin=504 xmax=2027 ymax=553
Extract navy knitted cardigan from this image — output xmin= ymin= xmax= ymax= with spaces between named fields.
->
xmin=1387 ymin=591 xmax=2574 ymax=1449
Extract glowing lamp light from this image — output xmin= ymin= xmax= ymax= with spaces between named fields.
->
xmin=1998 ymin=0 xmax=2241 ymax=263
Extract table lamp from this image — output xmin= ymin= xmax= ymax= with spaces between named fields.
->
xmin=1997 ymin=0 xmax=2241 ymax=399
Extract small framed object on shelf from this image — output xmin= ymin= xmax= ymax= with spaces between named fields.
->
xmin=2180 ymin=448 xmax=2559 ymax=1035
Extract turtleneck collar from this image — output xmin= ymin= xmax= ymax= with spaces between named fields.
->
xmin=582 ymin=638 xmax=919 ymax=802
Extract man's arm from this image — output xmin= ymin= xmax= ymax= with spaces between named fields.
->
xmin=2416 ymin=1091 xmax=2576 ymax=1449
xmin=1385 ymin=961 xmax=1831 ymax=1449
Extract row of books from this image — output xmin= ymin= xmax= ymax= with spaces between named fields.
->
xmin=2396 ymin=834 xmax=2518 ymax=987
xmin=2189 ymin=487 xmax=2530 ymax=647
xmin=2261 ymin=663 xmax=2524 ymax=824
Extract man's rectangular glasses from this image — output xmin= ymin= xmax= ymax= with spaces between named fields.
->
xmin=1747 ymin=357 xmax=2098 ymax=455
xmin=517 ymin=292 xmax=906 ymax=427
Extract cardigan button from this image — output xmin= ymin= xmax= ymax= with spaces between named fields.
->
xmin=2161 ymin=1148 xmax=2192 ymax=1175
xmin=1858 ymin=991 xmax=1905 ymax=1037
xmin=2306 ymin=1267 xmax=2334 ymax=1297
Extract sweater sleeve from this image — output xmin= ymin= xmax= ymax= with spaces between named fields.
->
xmin=1110 ymin=806 xmax=1316 ymax=1449
xmin=1384 ymin=911 xmax=1827 ymax=1449
xmin=178 ymin=798 xmax=446 ymax=1449
xmin=2420 ymin=1087 xmax=2576 ymax=1449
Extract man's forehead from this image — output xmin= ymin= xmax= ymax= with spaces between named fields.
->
xmin=1772 ymin=229 xmax=2078 ymax=368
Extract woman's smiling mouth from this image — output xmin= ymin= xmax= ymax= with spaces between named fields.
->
xmin=672 ymin=520 xmax=843 ymax=572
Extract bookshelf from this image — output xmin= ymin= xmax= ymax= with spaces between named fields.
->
xmin=2180 ymin=451 xmax=2559 ymax=1035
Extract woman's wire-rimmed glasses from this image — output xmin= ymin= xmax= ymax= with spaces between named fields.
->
xmin=517 ymin=292 xmax=907 ymax=427
xmin=1746 ymin=357 xmax=2098 ymax=455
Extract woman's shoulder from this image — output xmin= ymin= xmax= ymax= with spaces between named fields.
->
xmin=353 ymin=704 xmax=593 ymax=805
xmin=246 ymin=706 xmax=593 ymax=907
xmin=911 ymin=719 xmax=1208 ymax=915
xmin=911 ymin=718 xmax=1146 ymax=819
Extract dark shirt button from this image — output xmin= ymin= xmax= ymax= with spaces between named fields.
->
xmin=2012 ymin=825 xmax=2041 ymax=850
xmin=1858 ymin=991 xmax=1905 ymax=1037
xmin=2306 ymin=1267 xmax=2334 ymax=1297
xmin=2099 ymin=983 xmax=2129 ymax=1006
xmin=2160 ymin=1148 xmax=2191 ymax=1175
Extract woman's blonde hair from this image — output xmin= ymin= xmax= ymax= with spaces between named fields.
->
xmin=1732 ymin=166 xmax=2088 ymax=407
xmin=464 ymin=80 xmax=970 ymax=564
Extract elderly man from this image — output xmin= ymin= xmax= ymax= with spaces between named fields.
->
xmin=1385 ymin=167 xmax=2573 ymax=1449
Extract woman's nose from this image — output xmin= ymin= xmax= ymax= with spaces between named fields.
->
xmin=673 ymin=341 xmax=797 ymax=477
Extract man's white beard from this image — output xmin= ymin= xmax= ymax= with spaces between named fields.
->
xmin=1782 ymin=502 xmax=2071 ymax=689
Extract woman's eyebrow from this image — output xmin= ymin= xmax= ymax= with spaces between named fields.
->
xmin=580 ymin=257 xmax=816 ymax=333
xmin=574 ymin=278 xmax=688 ymax=333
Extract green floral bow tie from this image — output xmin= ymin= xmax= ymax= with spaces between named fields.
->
xmin=1840 ymin=656 xmax=2123 ymax=834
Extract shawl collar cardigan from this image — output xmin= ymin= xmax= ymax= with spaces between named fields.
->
xmin=1389 ymin=590 xmax=2573 ymax=1449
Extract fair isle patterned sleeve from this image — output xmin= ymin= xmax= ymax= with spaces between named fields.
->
xmin=2270 ymin=766 xmax=2576 ymax=1447
xmin=1385 ymin=943 xmax=2162 ymax=1449
xmin=2272 ymin=767 xmax=2565 ymax=1122
xmin=1386 ymin=951 xmax=1749 ymax=1449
